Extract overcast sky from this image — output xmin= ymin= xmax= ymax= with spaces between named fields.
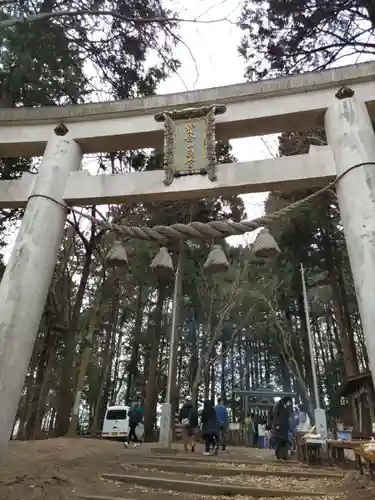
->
xmin=2 ymin=0 xmax=274 ymax=260
xmin=157 ymin=0 xmax=277 ymax=245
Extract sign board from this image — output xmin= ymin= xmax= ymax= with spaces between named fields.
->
xmin=154 ymin=105 xmax=226 ymax=185
xmin=229 ymin=422 xmax=241 ymax=431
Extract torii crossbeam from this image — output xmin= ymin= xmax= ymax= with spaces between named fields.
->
xmin=0 ymin=62 xmax=374 ymax=463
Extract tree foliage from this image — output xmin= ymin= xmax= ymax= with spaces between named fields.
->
xmin=238 ymin=0 xmax=375 ymax=79
xmin=1 ymin=0 xmax=372 ymax=444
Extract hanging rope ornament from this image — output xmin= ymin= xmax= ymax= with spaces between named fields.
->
xmin=105 ymin=240 xmax=128 ymax=267
xmin=252 ymin=228 xmax=281 ymax=259
xmin=150 ymin=247 xmax=174 ymax=276
xmin=204 ymin=244 xmax=230 ymax=274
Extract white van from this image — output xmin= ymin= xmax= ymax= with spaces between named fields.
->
xmin=102 ymin=405 xmax=130 ymax=440
xmin=102 ymin=405 xmax=145 ymax=442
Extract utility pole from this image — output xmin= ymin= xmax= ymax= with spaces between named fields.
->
xmin=300 ymin=263 xmax=320 ymax=410
xmin=300 ymin=263 xmax=328 ymax=439
xmin=159 ymin=244 xmax=183 ymax=447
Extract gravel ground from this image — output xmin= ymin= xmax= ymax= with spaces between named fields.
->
xmin=102 ymin=481 xmax=344 ymax=500
xmin=129 ymin=466 xmax=342 ymax=493
xmin=147 ymin=459 xmax=343 ymax=475
xmin=0 ymin=439 xmax=348 ymax=500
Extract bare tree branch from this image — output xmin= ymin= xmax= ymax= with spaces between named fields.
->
xmin=0 ymin=9 xmax=234 ymax=28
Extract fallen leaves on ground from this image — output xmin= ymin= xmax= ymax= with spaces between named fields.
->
xmin=0 ymin=439 xmax=352 ymax=500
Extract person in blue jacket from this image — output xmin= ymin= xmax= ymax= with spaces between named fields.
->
xmin=215 ymin=397 xmax=229 ymax=451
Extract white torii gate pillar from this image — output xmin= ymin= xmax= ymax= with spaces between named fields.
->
xmin=325 ymin=93 xmax=375 ymax=390
xmin=0 ymin=132 xmax=82 ymax=463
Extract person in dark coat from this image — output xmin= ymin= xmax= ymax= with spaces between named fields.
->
xmin=179 ymin=396 xmax=198 ymax=452
xmin=251 ymin=412 xmax=259 ymax=448
xmin=201 ymin=399 xmax=219 ymax=455
xmin=271 ymin=396 xmax=293 ymax=461
xmin=125 ymin=402 xmax=143 ymax=448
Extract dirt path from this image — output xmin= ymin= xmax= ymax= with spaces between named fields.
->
xmin=0 ymin=438 xmax=128 ymax=499
xmin=0 ymin=438 xmax=365 ymax=500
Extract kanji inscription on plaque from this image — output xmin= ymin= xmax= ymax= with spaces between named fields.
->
xmin=154 ymin=105 xmax=226 ymax=186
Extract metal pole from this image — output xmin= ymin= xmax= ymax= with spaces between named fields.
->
xmin=166 ymin=245 xmax=183 ymax=404
xmin=300 ymin=263 xmax=320 ymax=410
xmin=159 ymin=243 xmax=183 ymax=447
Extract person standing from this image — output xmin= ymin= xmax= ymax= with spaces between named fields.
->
xmin=267 ymin=405 xmax=275 ymax=449
xmin=179 ymin=396 xmax=198 ymax=452
xmin=258 ymin=418 xmax=266 ymax=449
xmin=125 ymin=402 xmax=143 ymax=448
xmin=215 ymin=397 xmax=229 ymax=451
xmin=271 ymin=396 xmax=293 ymax=461
xmin=296 ymin=405 xmax=311 ymax=432
xmin=244 ymin=413 xmax=253 ymax=447
xmin=295 ymin=404 xmax=311 ymax=458
xmin=251 ymin=413 xmax=259 ymax=448
xmin=201 ymin=399 xmax=219 ymax=456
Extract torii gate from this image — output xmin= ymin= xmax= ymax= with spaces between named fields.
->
xmin=234 ymin=389 xmax=297 ymax=418
xmin=0 ymin=61 xmax=374 ymax=461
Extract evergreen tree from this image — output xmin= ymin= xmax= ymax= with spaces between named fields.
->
xmin=238 ymin=1 xmax=375 ymax=79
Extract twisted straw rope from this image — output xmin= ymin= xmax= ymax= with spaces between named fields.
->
xmin=69 ymin=183 xmax=331 ymax=242
xmin=30 ymin=161 xmax=370 ymax=243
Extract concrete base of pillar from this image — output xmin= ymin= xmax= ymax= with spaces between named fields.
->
xmin=314 ymin=408 xmax=328 ymax=440
xmin=314 ymin=408 xmax=328 ymax=455
xmin=158 ymin=402 xmax=173 ymax=448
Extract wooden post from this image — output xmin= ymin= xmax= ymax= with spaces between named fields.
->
xmin=0 ymin=132 xmax=82 ymax=463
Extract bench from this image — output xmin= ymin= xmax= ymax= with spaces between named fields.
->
xmin=296 ymin=434 xmax=325 ymax=465
xmin=327 ymin=440 xmax=372 ymax=466
xmin=302 ymin=438 xmax=325 ymax=465
xmin=354 ymin=447 xmax=375 ymax=479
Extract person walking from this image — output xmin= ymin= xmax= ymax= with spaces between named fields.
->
xmin=215 ymin=397 xmax=229 ymax=451
xmin=179 ymin=396 xmax=198 ymax=452
xmin=271 ymin=396 xmax=293 ymax=461
xmin=125 ymin=402 xmax=143 ymax=448
xmin=201 ymin=399 xmax=219 ymax=456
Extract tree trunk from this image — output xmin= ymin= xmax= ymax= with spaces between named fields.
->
xmin=24 ymin=330 xmax=54 ymax=440
xmin=143 ymin=284 xmax=165 ymax=441
xmin=221 ymin=341 xmax=226 ymax=398
xmin=90 ymin=279 xmax=120 ymax=434
xmin=68 ymin=285 xmax=105 ymax=436
xmin=125 ymin=284 xmax=143 ymax=404
xmin=17 ymin=337 xmax=42 ymax=439
xmin=210 ymin=363 xmax=215 ymax=401
xmin=55 ymin=233 xmax=95 ymax=436
xmin=32 ymin=341 xmax=56 ymax=438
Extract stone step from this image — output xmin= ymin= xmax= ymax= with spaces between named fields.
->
xmin=147 ymin=453 xmax=335 ymax=470
xmin=124 ymin=460 xmax=343 ymax=479
xmin=75 ymin=492 xmax=342 ymax=500
xmin=76 ymin=496 xmax=132 ymax=500
xmin=101 ymin=472 xmax=333 ymax=497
